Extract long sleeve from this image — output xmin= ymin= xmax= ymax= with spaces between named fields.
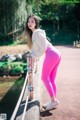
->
xmin=30 ymin=29 xmax=50 ymax=58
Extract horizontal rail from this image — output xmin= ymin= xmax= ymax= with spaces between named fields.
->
xmin=10 ymin=72 xmax=28 ymax=120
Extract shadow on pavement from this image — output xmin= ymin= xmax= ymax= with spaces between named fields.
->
xmin=40 ymin=110 xmax=52 ymax=117
xmin=27 ymin=100 xmax=40 ymax=110
xmin=40 ymin=107 xmax=56 ymax=117
xmin=16 ymin=100 xmax=40 ymax=117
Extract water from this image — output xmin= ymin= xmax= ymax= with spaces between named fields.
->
xmin=0 ymin=76 xmax=25 ymax=120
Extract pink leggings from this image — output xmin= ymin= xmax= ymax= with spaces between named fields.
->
xmin=41 ymin=47 xmax=61 ymax=97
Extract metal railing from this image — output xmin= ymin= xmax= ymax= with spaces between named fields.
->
xmin=10 ymin=72 xmax=29 ymax=120
xmin=10 ymin=56 xmax=37 ymax=120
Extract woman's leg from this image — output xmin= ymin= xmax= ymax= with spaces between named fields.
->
xmin=41 ymin=48 xmax=61 ymax=98
xmin=49 ymin=57 xmax=61 ymax=100
xmin=41 ymin=58 xmax=54 ymax=97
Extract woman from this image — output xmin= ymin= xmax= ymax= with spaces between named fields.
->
xmin=25 ymin=14 xmax=61 ymax=110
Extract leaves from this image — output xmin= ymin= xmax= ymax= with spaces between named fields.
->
xmin=0 ymin=62 xmax=27 ymax=76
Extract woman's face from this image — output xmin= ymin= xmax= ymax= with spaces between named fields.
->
xmin=27 ymin=17 xmax=36 ymax=31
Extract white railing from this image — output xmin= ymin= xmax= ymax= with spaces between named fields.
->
xmin=10 ymin=72 xmax=29 ymax=120
xmin=10 ymin=56 xmax=37 ymax=120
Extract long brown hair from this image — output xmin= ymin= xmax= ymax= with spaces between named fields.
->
xmin=25 ymin=14 xmax=40 ymax=49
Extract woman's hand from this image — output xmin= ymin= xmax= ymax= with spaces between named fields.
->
xmin=26 ymin=51 xmax=31 ymax=57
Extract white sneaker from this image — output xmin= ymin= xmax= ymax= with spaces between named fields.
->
xmin=43 ymin=100 xmax=59 ymax=108
xmin=45 ymin=100 xmax=59 ymax=111
xmin=43 ymin=101 xmax=51 ymax=108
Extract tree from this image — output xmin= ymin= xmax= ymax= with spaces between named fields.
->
xmin=73 ymin=3 xmax=80 ymax=39
xmin=38 ymin=2 xmax=75 ymax=31
xmin=0 ymin=0 xmax=28 ymax=42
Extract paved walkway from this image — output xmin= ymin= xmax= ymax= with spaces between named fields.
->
xmin=39 ymin=46 xmax=80 ymax=120
xmin=19 ymin=46 xmax=80 ymax=120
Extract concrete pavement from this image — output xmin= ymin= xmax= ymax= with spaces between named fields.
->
xmin=40 ymin=46 xmax=80 ymax=120
xmin=23 ymin=46 xmax=80 ymax=120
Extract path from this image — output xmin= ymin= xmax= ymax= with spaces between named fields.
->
xmin=40 ymin=46 xmax=80 ymax=120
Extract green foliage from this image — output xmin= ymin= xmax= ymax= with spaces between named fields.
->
xmin=41 ymin=0 xmax=80 ymax=4
xmin=38 ymin=2 xmax=80 ymax=44
xmin=41 ymin=22 xmax=78 ymax=45
xmin=0 ymin=0 xmax=80 ymax=45
xmin=0 ymin=62 xmax=27 ymax=76
xmin=39 ymin=2 xmax=75 ymax=20
xmin=53 ymin=30 xmax=77 ymax=45
xmin=0 ymin=0 xmax=28 ymax=43
xmin=10 ymin=66 xmax=24 ymax=75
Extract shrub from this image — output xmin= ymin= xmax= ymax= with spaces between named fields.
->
xmin=10 ymin=66 xmax=24 ymax=76
xmin=0 ymin=62 xmax=27 ymax=76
